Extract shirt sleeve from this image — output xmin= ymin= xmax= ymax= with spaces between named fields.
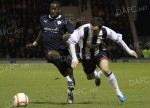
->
xmin=104 ymin=26 xmax=133 ymax=55
xmin=106 ymin=27 xmax=122 ymax=43
xmin=67 ymin=29 xmax=81 ymax=44
xmin=67 ymin=24 xmax=88 ymax=44
xmin=64 ymin=19 xmax=75 ymax=34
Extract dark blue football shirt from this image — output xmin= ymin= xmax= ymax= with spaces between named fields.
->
xmin=40 ymin=15 xmax=74 ymax=51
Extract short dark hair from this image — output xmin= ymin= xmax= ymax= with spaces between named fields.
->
xmin=50 ymin=1 xmax=61 ymax=7
xmin=91 ymin=17 xmax=104 ymax=29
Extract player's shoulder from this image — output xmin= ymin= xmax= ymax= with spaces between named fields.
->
xmin=54 ymin=15 xmax=68 ymax=21
xmin=60 ymin=15 xmax=67 ymax=19
xmin=40 ymin=15 xmax=49 ymax=20
xmin=55 ymin=15 xmax=69 ymax=24
xmin=102 ymin=26 xmax=113 ymax=31
xmin=82 ymin=23 xmax=91 ymax=28
xmin=102 ymin=26 xmax=109 ymax=30
xmin=77 ymin=23 xmax=91 ymax=30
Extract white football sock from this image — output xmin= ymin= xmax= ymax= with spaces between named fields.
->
xmin=66 ymin=75 xmax=72 ymax=82
xmin=94 ymin=71 xmax=98 ymax=78
xmin=94 ymin=71 xmax=102 ymax=79
xmin=107 ymin=72 xmax=122 ymax=96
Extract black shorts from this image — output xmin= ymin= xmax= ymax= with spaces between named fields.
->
xmin=45 ymin=46 xmax=72 ymax=77
xmin=82 ymin=51 xmax=108 ymax=74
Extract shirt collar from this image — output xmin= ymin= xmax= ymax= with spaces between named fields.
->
xmin=49 ymin=15 xmax=61 ymax=19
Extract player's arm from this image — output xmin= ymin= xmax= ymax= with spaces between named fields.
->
xmin=70 ymin=43 xmax=78 ymax=68
xmin=26 ymin=30 xmax=43 ymax=49
xmin=67 ymin=29 xmax=82 ymax=68
xmin=33 ymin=30 xmax=43 ymax=46
xmin=26 ymin=16 xmax=44 ymax=49
xmin=106 ymin=27 xmax=138 ymax=58
xmin=36 ymin=31 xmax=43 ymax=41
xmin=119 ymin=39 xmax=138 ymax=58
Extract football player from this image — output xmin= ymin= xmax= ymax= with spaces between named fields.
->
xmin=26 ymin=1 xmax=78 ymax=103
xmin=67 ymin=17 xmax=138 ymax=102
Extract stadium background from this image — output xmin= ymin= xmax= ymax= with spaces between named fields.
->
xmin=0 ymin=0 xmax=150 ymax=108
xmin=0 ymin=0 xmax=150 ymax=60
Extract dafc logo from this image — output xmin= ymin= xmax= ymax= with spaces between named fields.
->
xmin=73 ymin=88 xmax=98 ymax=95
xmin=0 ymin=28 xmax=23 ymax=36
xmin=129 ymin=77 xmax=150 ymax=86
xmin=4 ymin=98 xmax=37 ymax=108
xmin=116 ymin=5 xmax=147 ymax=15
xmin=54 ymin=17 xmax=86 ymax=26
xmin=65 ymin=17 xmax=86 ymax=23
xmin=0 ymin=64 xmax=30 ymax=73
xmin=129 ymin=41 xmax=150 ymax=49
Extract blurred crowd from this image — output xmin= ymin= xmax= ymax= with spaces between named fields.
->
xmin=0 ymin=0 xmax=78 ymax=58
xmin=0 ymin=0 xmax=137 ymax=59
xmin=0 ymin=0 xmax=48 ymax=58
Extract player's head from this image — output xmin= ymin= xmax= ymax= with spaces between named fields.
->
xmin=49 ymin=1 xmax=61 ymax=18
xmin=90 ymin=17 xmax=104 ymax=35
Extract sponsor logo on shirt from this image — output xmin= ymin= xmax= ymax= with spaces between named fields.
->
xmin=44 ymin=27 xmax=59 ymax=33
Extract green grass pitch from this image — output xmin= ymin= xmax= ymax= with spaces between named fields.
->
xmin=0 ymin=62 xmax=150 ymax=108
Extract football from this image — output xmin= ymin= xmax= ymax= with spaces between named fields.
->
xmin=13 ymin=93 xmax=29 ymax=107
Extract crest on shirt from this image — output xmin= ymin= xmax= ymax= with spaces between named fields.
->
xmin=54 ymin=20 xmax=62 ymax=26
xmin=57 ymin=21 xmax=62 ymax=25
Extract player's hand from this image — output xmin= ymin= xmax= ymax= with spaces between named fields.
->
xmin=63 ymin=32 xmax=70 ymax=42
xmin=131 ymin=50 xmax=138 ymax=58
xmin=71 ymin=59 xmax=79 ymax=69
xmin=26 ymin=43 xmax=35 ymax=50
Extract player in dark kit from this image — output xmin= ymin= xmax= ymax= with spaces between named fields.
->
xmin=26 ymin=1 xmax=78 ymax=103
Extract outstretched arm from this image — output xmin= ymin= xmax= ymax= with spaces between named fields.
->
xmin=105 ymin=27 xmax=138 ymax=58
xmin=118 ymin=40 xmax=138 ymax=58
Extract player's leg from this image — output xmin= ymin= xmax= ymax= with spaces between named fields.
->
xmin=82 ymin=59 xmax=102 ymax=86
xmin=46 ymin=50 xmax=75 ymax=103
xmin=99 ymin=59 xmax=126 ymax=102
xmin=51 ymin=60 xmax=75 ymax=104
xmin=65 ymin=67 xmax=75 ymax=104
xmin=51 ymin=61 xmax=74 ymax=103
xmin=60 ymin=50 xmax=76 ymax=86
xmin=47 ymin=50 xmax=73 ymax=83
xmin=66 ymin=67 xmax=75 ymax=85
xmin=60 ymin=51 xmax=76 ymax=104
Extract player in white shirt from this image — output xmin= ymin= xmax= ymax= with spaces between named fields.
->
xmin=67 ymin=17 xmax=138 ymax=102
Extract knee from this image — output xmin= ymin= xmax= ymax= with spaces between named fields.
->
xmin=101 ymin=67 xmax=111 ymax=76
xmin=101 ymin=66 xmax=109 ymax=73
xmin=48 ymin=50 xmax=60 ymax=60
